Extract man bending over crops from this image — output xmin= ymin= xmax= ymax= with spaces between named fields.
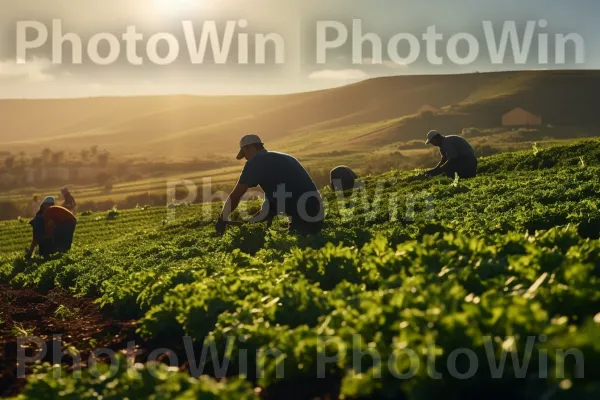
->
xmin=424 ymin=130 xmax=478 ymax=179
xmin=216 ymin=134 xmax=324 ymax=235
xmin=330 ymin=166 xmax=359 ymax=192
xmin=26 ymin=196 xmax=77 ymax=259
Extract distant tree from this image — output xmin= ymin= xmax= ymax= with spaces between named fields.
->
xmin=90 ymin=145 xmax=99 ymax=156
xmin=42 ymin=148 xmax=52 ymax=164
xmin=81 ymin=149 xmax=90 ymax=161
xmin=31 ymin=157 xmax=42 ymax=168
xmin=4 ymin=156 xmax=15 ymax=170
xmin=51 ymin=151 xmax=65 ymax=164
xmin=97 ymin=152 xmax=109 ymax=168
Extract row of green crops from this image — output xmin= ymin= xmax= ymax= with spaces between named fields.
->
xmin=2 ymin=140 xmax=600 ymax=399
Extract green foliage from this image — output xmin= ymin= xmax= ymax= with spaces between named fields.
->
xmin=12 ymin=356 xmax=259 ymax=400
xmin=2 ymin=140 xmax=600 ymax=398
xmin=54 ymin=304 xmax=79 ymax=321
xmin=12 ymin=323 xmax=34 ymax=338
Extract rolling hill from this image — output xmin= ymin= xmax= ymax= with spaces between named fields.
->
xmin=1 ymin=70 xmax=599 ymax=158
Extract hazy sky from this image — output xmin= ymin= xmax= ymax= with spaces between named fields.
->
xmin=0 ymin=0 xmax=598 ymax=98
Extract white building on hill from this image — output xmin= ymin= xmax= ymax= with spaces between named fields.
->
xmin=502 ymin=108 xmax=542 ymax=126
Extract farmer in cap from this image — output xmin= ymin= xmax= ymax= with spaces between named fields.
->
xmin=61 ymin=187 xmax=76 ymax=212
xmin=216 ymin=134 xmax=324 ymax=235
xmin=26 ymin=196 xmax=77 ymax=258
xmin=330 ymin=166 xmax=358 ymax=192
xmin=424 ymin=130 xmax=478 ymax=179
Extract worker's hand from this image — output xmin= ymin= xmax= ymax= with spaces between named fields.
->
xmin=423 ymin=169 xmax=437 ymax=178
xmin=215 ymin=217 xmax=227 ymax=236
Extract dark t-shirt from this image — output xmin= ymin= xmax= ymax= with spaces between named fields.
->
xmin=238 ymin=151 xmax=321 ymax=218
xmin=439 ymin=135 xmax=475 ymax=161
xmin=44 ymin=206 xmax=77 ymax=237
xmin=330 ymin=166 xmax=358 ymax=190
xmin=62 ymin=193 xmax=76 ymax=210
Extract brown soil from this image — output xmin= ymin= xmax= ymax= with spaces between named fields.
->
xmin=0 ymin=285 xmax=139 ymax=398
xmin=0 ymin=285 xmax=339 ymax=400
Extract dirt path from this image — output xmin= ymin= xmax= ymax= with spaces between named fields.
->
xmin=0 ymin=285 xmax=139 ymax=397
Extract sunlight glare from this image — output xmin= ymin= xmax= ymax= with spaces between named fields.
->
xmin=153 ymin=0 xmax=209 ymax=13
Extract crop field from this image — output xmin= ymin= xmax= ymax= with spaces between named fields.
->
xmin=1 ymin=140 xmax=600 ymax=399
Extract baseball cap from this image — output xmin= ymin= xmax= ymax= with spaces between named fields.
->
xmin=42 ymin=196 xmax=55 ymax=205
xmin=236 ymin=134 xmax=263 ymax=160
xmin=425 ymin=130 xmax=442 ymax=144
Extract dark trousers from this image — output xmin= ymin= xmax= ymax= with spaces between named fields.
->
xmin=260 ymin=196 xmax=324 ymax=235
xmin=41 ymin=221 xmax=77 ymax=256
xmin=54 ymin=221 xmax=76 ymax=252
xmin=430 ymin=155 xmax=478 ymax=179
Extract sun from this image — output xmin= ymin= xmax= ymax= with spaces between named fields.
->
xmin=153 ymin=0 xmax=207 ymax=13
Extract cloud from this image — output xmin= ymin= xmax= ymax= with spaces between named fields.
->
xmin=0 ymin=57 xmax=55 ymax=82
xmin=362 ymin=58 xmax=408 ymax=69
xmin=308 ymin=69 xmax=370 ymax=81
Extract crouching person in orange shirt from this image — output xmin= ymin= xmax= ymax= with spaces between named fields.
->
xmin=26 ymin=196 xmax=77 ymax=259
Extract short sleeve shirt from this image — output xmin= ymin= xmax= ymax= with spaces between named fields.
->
xmin=43 ymin=206 xmax=77 ymax=237
xmin=238 ymin=151 xmax=321 ymax=217
xmin=439 ymin=135 xmax=475 ymax=161
xmin=330 ymin=166 xmax=357 ymax=182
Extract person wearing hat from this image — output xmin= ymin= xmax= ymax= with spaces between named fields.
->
xmin=330 ymin=166 xmax=359 ymax=192
xmin=26 ymin=196 xmax=77 ymax=259
xmin=61 ymin=187 xmax=76 ymax=213
xmin=424 ymin=130 xmax=478 ymax=179
xmin=216 ymin=134 xmax=324 ymax=235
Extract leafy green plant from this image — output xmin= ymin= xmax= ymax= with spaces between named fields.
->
xmin=12 ymin=323 xmax=35 ymax=338
xmin=451 ymin=172 xmax=460 ymax=187
xmin=1 ymin=139 xmax=600 ymax=399
xmin=54 ymin=304 xmax=80 ymax=321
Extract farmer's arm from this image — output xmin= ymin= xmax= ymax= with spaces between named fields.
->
xmin=426 ymin=148 xmax=448 ymax=176
xmin=220 ymin=183 xmax=249 ymax=221
xmin=426 ymin=150 xmax=447 ymax=176
xmin=220 ymin=158 xmax=262 ymax=223
xmin=26 ymin=237 xmax=38 ymax=258
xmin=434 ymin=153 xmax=448 ymax=169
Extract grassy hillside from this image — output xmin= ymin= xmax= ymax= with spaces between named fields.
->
xmin=1 ymin=140 xmax=600 ymax=399
xmin=2 ymin=70 xmax=600 ymax=158
xmin=367 ymin=70 xmax=600 ymax=145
